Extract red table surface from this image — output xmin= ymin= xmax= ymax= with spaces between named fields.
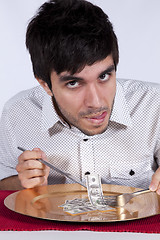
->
xmin=1 ymin=190 xmax=160 ymax=233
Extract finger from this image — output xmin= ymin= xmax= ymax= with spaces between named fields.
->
xmin=32 ymin=148 xmax=44 ymax=155
xmin=37 ymin=151 xmax=50 ymax=172
xmin=18 ymin=168 xmax=45 ymax=180
xmin=41 ymin=151 xmax=48 ymax=162
xmin=149 ymin=180 xmax=159 ymax=192
xmin=16 ymin=159 xmax=44 ymax=172
xmin=149 ymin=168 xmax=160 ymax=192
xmin=33 ymin=150 xmax=50 ymax=172
xmin=33 ymin=148 xmax=41 ymax=151
xmin=20 ymin=176 xmax=46 ymax=189
xmin=18 ymin=150 xmax=42 ymax=163
xmin=156 ymin=184 xmax=160 ymax=195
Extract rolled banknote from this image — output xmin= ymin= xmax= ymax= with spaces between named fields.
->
xmin=85 ymin=173 xmax=105 ymax=207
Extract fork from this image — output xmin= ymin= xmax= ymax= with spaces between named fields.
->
xmin=103 ymin=189 xmax=151 ymax=207
xmin=17 ymin=146 xmax=152 ymax=207
xmin=17 ymin=147 xmax=109 ymax=188
xmin=17 ymin=146 xmax=87 ymax=188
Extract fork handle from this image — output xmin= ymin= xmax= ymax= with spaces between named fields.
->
xmin=133 ymin=189 xmax=151 ymax=196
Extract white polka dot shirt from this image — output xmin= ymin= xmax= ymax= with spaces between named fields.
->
xmin=0 ymin=79 xmax=160 ymax=189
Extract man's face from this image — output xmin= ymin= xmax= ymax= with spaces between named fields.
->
xmin=50 ymin=55 xmax=116 ymax=136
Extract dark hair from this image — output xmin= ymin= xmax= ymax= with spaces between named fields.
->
xmin=26 ymin=0 xmax=119 ymax=90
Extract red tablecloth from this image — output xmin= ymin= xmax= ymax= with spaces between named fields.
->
xmin=1 ymin=190 xmax=160 ymax=233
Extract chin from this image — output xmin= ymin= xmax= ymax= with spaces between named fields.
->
xmin=80 ymin=125 xmax=108 ymax=136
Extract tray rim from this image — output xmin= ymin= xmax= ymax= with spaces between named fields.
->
xmin=4 ymin=183 xmax=159 ymax=223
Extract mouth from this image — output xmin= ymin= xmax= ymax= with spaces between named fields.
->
xmin=84 ymin=111 xmax=108 ymax=125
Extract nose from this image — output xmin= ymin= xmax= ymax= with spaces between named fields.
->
xmin=84 ymin=84 xmax=102 ymax=108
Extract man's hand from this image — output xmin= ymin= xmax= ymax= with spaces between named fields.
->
xmin=149 ymin=167 xmax=160 ymax=195
xmin=16 ymin=148 xmax=50 ymax=189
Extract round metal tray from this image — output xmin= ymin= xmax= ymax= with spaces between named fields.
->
xmin=4 ymin=183 xmax=160 ymax=222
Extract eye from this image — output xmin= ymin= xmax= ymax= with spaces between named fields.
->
xmin=66 ymin=80 xmax=80 ymax=89
xmin=99 ymin=73 xmax=110 ymax=82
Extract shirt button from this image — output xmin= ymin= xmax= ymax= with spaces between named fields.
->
xmin=83 ymin=139 xmax=88 ymax=141
xmin=129 ymin=170 xmax=135 ymax=176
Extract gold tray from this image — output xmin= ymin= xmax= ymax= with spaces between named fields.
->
xmin=4 ymin=183 xmax=160 ymax=222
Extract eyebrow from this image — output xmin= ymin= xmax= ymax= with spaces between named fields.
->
xmin=59 ymin=64 xmax=115 ymax=82
xmin=99 ymin=65 xmax=115 ymax=77
xmin=59 ymin=75 xmax=83 ymax=82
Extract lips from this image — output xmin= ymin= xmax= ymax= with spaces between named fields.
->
xmin=91 ymin=112 xmax=107 ymax=119
xmin=85 ymin=111 xmax=107 ymax=124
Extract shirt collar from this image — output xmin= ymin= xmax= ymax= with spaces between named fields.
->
xmin=110 ymin=80 xmax=132 ymax=127
xmin=41 ymin=91 xmax=61 ymax=132
xmin=41 ymin=80 xmax=132 ymax=132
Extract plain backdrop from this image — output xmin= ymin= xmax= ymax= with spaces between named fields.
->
xmin=0 ymin=0 xmax=160 ymax=115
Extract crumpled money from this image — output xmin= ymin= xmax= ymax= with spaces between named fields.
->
xmin=59 ymin=173 xmax=114 ymax=215
xmin=59 ymin=197 xmax=114 ymax=216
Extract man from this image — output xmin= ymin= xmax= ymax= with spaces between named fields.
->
xmin=0 ymin=0 xmax=160 ymax=192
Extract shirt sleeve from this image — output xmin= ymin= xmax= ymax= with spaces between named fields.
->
xmin=154 ymin=130 xmax=160 ymax=167
xmin=0 ymin=105 xmax=18 ymax=180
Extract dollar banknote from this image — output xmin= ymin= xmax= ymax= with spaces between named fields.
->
xmin=85 ymin=173 xmax=106 ymax=209
xmin=59 ymin=173 xmax=115 ymax=215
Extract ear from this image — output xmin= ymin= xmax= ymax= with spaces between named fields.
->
xmin=36 ymin=78 xmax=53 ymax=96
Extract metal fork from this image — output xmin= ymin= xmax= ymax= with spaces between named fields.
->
xmin=17 ymin=146 xmax=152 ymax=207
xmin=17 ymin=146 xmax=86 ymax=188
xmin=103 ymin=189 xmax=151 ymax=207
xmin=17 ymin=147 xmax=109 ymax=188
